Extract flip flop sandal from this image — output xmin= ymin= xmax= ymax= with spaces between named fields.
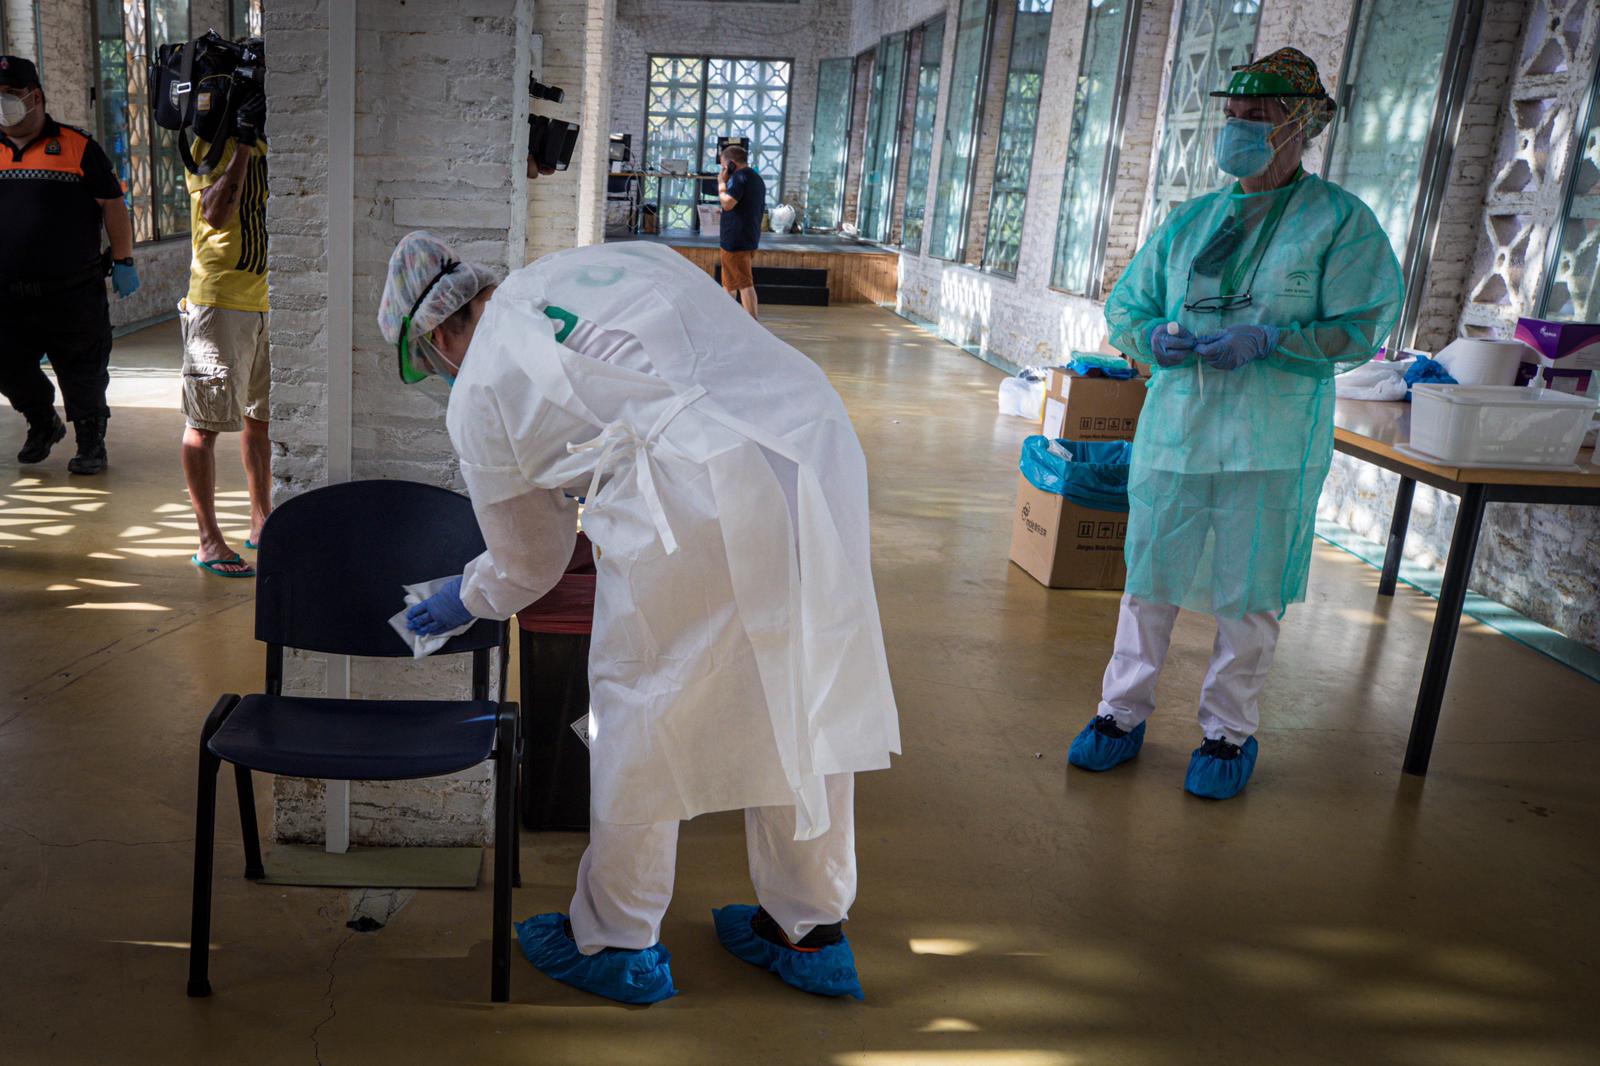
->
xmin=193 ymin=552 xmax=256 ymax=579
xmin=244 ymin=539 xmax=258 ymax=550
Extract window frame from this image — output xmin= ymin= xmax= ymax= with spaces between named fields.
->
xmin=1049 ymin=0 xmax=1142 ymax=299
xmin=898 ymin=14 xmax=948 ymax=254
xmin=1322 ymin=0 xmax=1485 ymax=347
xmin=642 ymin=52 xmax=795 ymax=234
xmin=804 ymin=56 xmax=856 ymax=233
xmin=89 ymin=0 xmax=194 ymax=247
xmin=1534 ymin=36 xmax=1600 ymax=320
xmin=979 ymin=0 xmax=1057 ymax=278
xmin=928 ymin=0 xmax=999 ymax=263
xmin=857 ymin=31 xmax=910 ymax=245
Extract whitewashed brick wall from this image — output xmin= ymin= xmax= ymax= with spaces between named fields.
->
xmin=608 ymin=0 xmax=852 ymax=204
xmin=526 ymin=0 xmax=593 ymax=258
xmin=266 ymin=0 xmax=531 ymax=846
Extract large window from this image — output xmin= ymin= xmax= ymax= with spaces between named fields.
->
xmin=643 ymin=54 xmax=792 ymax=232
xmin=92 ymin=0 xmax=191 ymax=243
xmin=858 ymin=32 xmax=909 ymax=244
xmin=1541 ymin=54 xmax=1600 ymax=322
xmin=1323 ymin=0 xmax=1458 ymax=269
xmin=228 ymin=0 xmax=262 ymax=38
xmin=981 ymin=0 xmax=1054 ymax=276
xmin=805 ymin=57 xmax=853 ymax=231
xmin=928 ymin=0 xmax=994 ymax=261
xmin=900 ymin=16 xmax=946 ymax=251
xmin=1148 ymin=0 xmax=1260 ymax=231
xmin=1052 ymin=0 xmax=1139 ymax=295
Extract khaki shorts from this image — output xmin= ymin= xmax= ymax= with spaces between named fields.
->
xmin=720 ymin=249 xmax=755 ymax=293
xmin=179 ymin=300 xmax=269 ymax=433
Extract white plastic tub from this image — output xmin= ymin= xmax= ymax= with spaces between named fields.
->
xmin=1409 ymin=384 xmax=1595 ymax=467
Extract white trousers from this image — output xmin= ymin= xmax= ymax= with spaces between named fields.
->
xmin=1098 ymin=593 xmax=1279 ymax=745
xmin=568 ymin=773 xmax=856 ymax=955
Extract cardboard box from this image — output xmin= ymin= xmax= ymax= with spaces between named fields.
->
xmin=1040 ymin=367 xmax=1145 ymax=441
xmin=1008 ymin=473 xmax=1128 ymax=590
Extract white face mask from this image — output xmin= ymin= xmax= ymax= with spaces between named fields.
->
xmin=0 ymin=91 xmax=34 ymax=128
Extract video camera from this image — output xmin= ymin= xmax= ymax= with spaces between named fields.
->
xmin=529 ymin=77 xmax=579 ymax=173
xmin=149 ymin=30 xmax=266 ymax=175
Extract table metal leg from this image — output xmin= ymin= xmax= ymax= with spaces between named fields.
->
xmin=1379 ymin=476 xmax=1416 ymax=597
xmin=1403 ymin=483 xmax=1487 ymax=777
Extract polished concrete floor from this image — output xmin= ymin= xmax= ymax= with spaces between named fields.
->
xmin=2 ymin=306 xmax=1598 ymax=1065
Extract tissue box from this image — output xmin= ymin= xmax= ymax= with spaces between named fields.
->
xmin=1514 ymin=318 xmax=1600 ymax=366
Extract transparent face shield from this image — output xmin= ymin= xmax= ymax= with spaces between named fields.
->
xmin=395 ymin=260 xmax=459 ymax=384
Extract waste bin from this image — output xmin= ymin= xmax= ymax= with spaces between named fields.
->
xmin=516 ymin=533 xmax=595 ymax=831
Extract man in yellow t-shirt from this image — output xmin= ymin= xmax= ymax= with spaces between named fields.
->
xmin=179 ymin=92 xmax=269 ymax=578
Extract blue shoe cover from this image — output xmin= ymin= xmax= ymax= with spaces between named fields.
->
xmin=515 ymin=912 xmax=676 ymax=1004
xmin=712 ymin=905 xmax=864 ymax=1000
xmin=1184 ymin=736 xmax=1259 ymax=800
xmin=1067 ymin=716 xmax=1145 ymax=771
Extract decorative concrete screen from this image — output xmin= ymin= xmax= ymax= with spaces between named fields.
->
xmin=1541 ymin=54 xmax=1600 ymax=322
xmin=643 ymin=54 xmax=792 ymax=232
xmin=1148 ymin=0 xmax=1260 ymax=233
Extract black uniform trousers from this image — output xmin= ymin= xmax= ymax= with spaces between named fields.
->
xmin=0 ymin=276 xmax=113 ymax=424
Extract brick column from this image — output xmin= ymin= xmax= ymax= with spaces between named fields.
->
xmin=266 ymin=0 xmax=531 ymax=846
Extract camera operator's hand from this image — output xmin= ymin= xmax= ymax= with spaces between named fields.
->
xmin=232 ymin=93 xmax=266 ymax=147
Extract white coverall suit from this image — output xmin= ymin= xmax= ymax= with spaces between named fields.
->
xmin=444 ymin=242 xmax=901 ymax=952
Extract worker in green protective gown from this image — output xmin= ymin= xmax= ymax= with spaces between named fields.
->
xmin=1067 ymin=47 xmax=1403 ymax=799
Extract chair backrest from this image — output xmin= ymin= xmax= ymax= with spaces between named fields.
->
xmin=255 ymin=479 xmax=503 ymax=658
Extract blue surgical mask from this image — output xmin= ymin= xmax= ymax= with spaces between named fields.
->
xmin=1215 ymin=118 xmax=1275 ymax=178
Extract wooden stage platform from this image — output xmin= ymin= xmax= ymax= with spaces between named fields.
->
xmin=607 ymin=233 xmax=899 ymax=305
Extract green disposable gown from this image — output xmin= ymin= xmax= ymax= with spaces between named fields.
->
xmin=1105 ymin=172 xmax=1403 ymax=617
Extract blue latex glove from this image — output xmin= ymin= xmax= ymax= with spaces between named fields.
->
xmin=1148 ymin=322 xmax=1198 ymax=368
xmin=405 ymin=575 xmax=474 ymax=635
xmin=1194 ymin=324 xmax=1280 ymax=371
xmin=111 ymin=261 xmax=141 ymax=297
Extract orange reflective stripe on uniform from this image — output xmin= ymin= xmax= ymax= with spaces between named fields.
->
xmin=0 ymin=125 xmax=91 ymax=179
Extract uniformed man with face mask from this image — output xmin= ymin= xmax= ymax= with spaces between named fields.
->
xmin=0 ymin=56 xmax=139 ymax=474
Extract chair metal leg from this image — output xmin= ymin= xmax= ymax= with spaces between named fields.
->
xmin=234 ymin=766 xmax=265 ymax=881
xmin=188 ymin=746 xmax=221 ymax=997
xmin=491 ymin=706 xmax=517 ymax=1003
xmin=512 ymin=711 xmax=524 ymax=889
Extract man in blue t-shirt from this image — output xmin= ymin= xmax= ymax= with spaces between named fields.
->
xmin=716 ymin=145 xmax=766 ymax=319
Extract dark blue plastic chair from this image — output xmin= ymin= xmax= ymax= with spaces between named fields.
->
xmin=186 ymin=480 xmax=520 ymax=1003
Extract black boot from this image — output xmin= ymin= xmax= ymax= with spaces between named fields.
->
xmin=17 ymin=410 xmax=66 ymax=464
xmin=67 ymin=415 xmax=108 ymax=475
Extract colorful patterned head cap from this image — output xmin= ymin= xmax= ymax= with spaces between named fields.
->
xmin=378 ymin=231 xmax=503 ymax=346
xmin=1211 ymin=47 xmax=1337 ymax=140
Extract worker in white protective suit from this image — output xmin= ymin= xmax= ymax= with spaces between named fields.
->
xmin=376 ymin=233 xmax=900 ymax=1004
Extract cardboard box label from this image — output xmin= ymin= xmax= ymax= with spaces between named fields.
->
xmin=1009 ymin=474 xmax=1127 ymax=590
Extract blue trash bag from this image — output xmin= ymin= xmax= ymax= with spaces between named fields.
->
xmin=1066 ymin=352 xmax=1138 ymax=380
xmin=1019 ymin=436 xmax=1133 ymax=513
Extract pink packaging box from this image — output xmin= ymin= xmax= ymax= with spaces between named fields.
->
xmin=1514 ymin=317 xmax=1600 ymax=367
